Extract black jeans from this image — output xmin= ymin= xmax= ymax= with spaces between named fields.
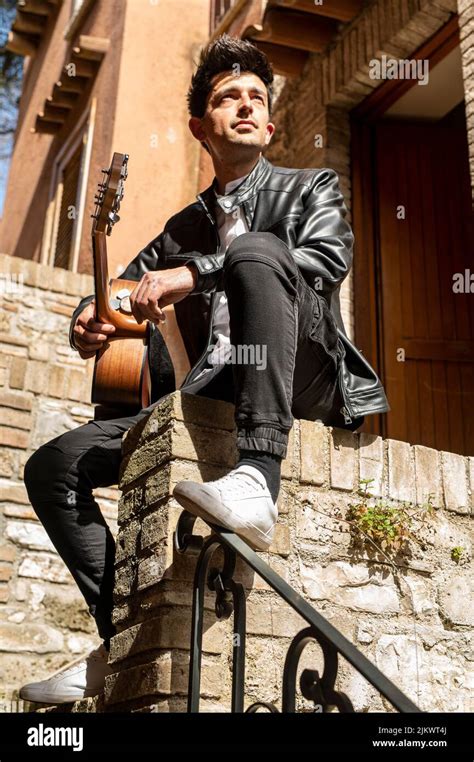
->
xmin=23 ymin=232 xmax=362 ymax=642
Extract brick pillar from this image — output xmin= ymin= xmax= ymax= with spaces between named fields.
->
xmin=458 ymin=0 xmax=474 ymax=205
xmin=104 ymin=392 xmax=240 ymax=711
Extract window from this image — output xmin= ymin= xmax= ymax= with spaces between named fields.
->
xmin=52 ymin=140 xmax=83 ymax=269
xmin=41 ymin=99 xmax=96 ymax=271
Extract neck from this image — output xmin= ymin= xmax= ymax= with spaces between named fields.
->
xmin=213 ymin=153 xmax=261 ymax=195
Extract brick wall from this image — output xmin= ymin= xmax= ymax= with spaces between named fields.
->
xmin=93 ymin=392 xmax=473 ymax=714
xmin=458 ymin=0 xmax=474 ymax=200
xmin=0 ymin=253 xmax=120 ymax=701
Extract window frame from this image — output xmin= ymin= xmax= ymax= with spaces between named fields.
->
xmin=40 ymin=97 xmax=96 ymax=272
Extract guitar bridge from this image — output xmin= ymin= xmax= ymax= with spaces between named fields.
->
xmin=110 ymin=288 xmax=133 ymax=314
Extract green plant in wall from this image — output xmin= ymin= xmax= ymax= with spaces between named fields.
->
xmin=346 ymin=478 xmax=435 ymax=555
xmin=451 ymin=546 xmax=465 ymax=564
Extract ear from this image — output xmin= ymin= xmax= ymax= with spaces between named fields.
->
xmin=264 ymin=121 xmax=275 ymax=147
xmin=189 ymin=116 xmax=207 ymax=143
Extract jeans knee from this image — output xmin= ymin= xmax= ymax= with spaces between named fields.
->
xmin=224 ymin=232 xmax=295 ymax=282
xmin=23 ymin=445 xmax=66 ymax=506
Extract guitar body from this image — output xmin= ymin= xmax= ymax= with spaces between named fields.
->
xmin=92 ymin=336 xmax=151 ymax=408
xmin=91 ymin=276 xmax=151 ymax=408
xmin=91 ymin=274 xmax=191 ymax=408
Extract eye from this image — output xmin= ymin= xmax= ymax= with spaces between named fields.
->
xmin=254 ymin=95 xmax=264 ymax=102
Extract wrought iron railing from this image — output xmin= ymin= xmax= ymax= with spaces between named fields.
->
xmin=175 ymin=511 xmax=421 ymax=713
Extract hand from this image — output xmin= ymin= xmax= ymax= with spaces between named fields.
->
xmin=73 ymin=301 xmax=116 ymax=360
xmin=129 ymin=265 xmax=197 ymax=324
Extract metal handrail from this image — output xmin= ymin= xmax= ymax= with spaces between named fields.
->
xmin=174 ymin=511 xmax=421 ymax=714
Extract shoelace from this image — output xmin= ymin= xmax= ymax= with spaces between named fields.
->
xmin=210 ymin=470 xmax=265 ymax=498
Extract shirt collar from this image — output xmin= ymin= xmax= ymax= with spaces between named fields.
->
xmin=197 ymin=155 xmax=271 ymax=222
xmin=214 ymin=172 xmax=250 ymax=198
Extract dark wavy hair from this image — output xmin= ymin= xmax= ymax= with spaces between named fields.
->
xmin=187 ymin=33 xmax=274 ymax=119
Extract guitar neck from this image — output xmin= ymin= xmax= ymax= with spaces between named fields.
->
xmin=92 ymin=231 xmax=147 ymax=339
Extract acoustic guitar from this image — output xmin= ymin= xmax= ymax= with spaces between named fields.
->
xmin=90 ymin=152 xmax=191 ymax=408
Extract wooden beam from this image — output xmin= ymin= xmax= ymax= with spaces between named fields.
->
xmin=245 ymin=8 xmax=337 ymax=53
xmin=209 ymin=0 xmax=248 ymax=42
xmin=39 ymin=103 xmax=69 ymax=123
xmin=245 ymin=39 xmax=308 ymax=77
xmin=55 ymin=77 xmax=87 ymax=94
xmin=17 ymin=0 xmax=55 ymax=16
xmin=13 ymin=12 xmax=45 ymax=35
xmin=268 ymin=0 xmax=363 ymax=23
xmin=6 ymin=30 xmax=37 ymax=56
xmin=47 ymin=90 xmax=78 ymax=109
xmin=62 ymin=57 xmax=97 ymax=78
xmin=31 ymin=118 xmax=61 ymax=135
xmin=73 ymin=34 xmax=110 ymax=60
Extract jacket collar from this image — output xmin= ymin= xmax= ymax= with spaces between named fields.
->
xmin=196 ymin=154 xmax=272 ymax=221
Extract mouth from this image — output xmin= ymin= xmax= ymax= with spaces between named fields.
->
xmin=234 ymin=121 xmax=257 ymax=128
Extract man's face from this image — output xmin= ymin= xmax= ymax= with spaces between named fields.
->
xmin=189 ymin=71 xmax=275 ymax=160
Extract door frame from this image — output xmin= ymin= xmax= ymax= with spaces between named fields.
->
xmin=350 ymin=16 xmax=460 ymax=437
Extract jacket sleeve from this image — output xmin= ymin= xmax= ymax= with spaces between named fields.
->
xmin=182 ymin=252 xmax=225 ymax=295
xmin=290 ymin=168 xmax=354 ymax=297
xmin=69 ymin=232 xmax=167 ymax=351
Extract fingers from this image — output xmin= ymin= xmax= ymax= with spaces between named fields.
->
xmin=75 ymin=299 xmax=148 ymax=360
xmin=130 ymin=279 xmax=166 ymax=324
xmin=73 ymin=321 xmax=115 ymax=353
xmin=79 ymin=310 xmax=116 ymax=333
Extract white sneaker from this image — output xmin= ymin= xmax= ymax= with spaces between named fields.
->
xmin=173 ymin=464 xmax=278 ymax=551
xmin=19 ymin=644 xmax=113 ymax=704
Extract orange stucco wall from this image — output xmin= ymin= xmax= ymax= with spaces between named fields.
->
xmin=0 ymin=0 xmax=210 ymax=280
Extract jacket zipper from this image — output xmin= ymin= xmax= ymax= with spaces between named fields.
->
xmin=340 ymin=405 xmax=353 ymax=425
xmin=180 ymin=199 xmax=221 ymax=385
xmin=336 ymin=343 xmax=354 ymax=424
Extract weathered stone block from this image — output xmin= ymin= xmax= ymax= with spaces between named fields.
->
xmin=441 ymin=452 xmax=469 ymax=514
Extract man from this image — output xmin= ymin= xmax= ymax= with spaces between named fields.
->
xmin=20 ymin=34 xmax=389 ymax=703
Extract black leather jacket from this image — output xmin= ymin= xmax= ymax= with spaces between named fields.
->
xmin=70 ymin=155 xmax=390 ymax=423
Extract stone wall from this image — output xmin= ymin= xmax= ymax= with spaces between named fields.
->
xmin=100 ymin=392 xmax=473 ymax=714
xmin=0 ymin=250 xmax=472 ymax=714
xmin=0 ymin=253 xmax=119 ymax=708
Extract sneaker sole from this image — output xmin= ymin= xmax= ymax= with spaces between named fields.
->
xmin=19 ymin=692 xmax=85 ymax=704
xmin=19 ymin=685 xmax=104 ymax=703
xmin=174 ymin=491 xmax=272 ymax=552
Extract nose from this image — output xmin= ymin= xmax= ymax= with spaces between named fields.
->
xmin=238 ymin=93 xmax=253 ymax=112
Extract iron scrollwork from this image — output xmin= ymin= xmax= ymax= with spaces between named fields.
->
xmin=174 ymin=510 xmax=420 ymax=714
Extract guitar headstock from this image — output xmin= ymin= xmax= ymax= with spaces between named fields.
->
xmin=91 ymin=152 xmax=129 ymax=236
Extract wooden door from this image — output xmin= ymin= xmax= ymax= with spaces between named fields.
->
xmin=375 ymin=104 xmax=474 ymax=454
